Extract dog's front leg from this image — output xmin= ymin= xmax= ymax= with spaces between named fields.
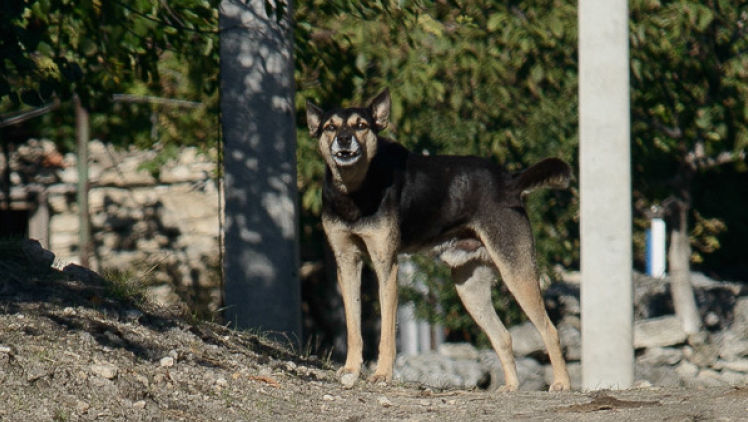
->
xmin=324 ymin=220 xmax=366 ymax=387
xmin=334 ymin=250 xmax=364 ymax=387
xmin=367 ymin=252 xmax=399 ymax=384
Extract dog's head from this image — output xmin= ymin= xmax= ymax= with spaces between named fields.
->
xmin=306 ymin=89 xmax=390 ymax=173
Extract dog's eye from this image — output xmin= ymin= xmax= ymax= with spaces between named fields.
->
xmin=323 ymin=124 xmax=336 ymax=132
xmin=354 ymin=122 xmax=368 ymax=130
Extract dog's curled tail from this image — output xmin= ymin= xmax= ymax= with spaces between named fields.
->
xmin=511 ymin=158 xmax=572 ymax=194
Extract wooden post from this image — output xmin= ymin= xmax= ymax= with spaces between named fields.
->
xmin=219 ymin=0 xmax=301 ymax=344
xmin=74 ymin=95 xmax=91 ymax=268
xmin=28 ymin=189 xmax=49 ymax=248
xmin=579 ymin=0 xmax=634 ymax=390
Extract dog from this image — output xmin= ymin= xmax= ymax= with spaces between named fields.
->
xmin=306 ymin=89 xmax=571 ymax=391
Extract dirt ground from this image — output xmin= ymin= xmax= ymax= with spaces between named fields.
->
xmin=1 ymin=249 xmax=747 ymax=421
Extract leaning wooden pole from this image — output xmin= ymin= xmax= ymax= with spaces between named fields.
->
xmin=74 ymin=95 xmax=91 ymax=268
xmin=579 ymin=0 xmax=634 ymax=389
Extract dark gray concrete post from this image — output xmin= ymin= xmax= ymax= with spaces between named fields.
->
xmin=219 ymin=0 xmax=301 ymax=343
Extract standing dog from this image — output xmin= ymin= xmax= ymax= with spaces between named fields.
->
xmin=306 ymin=89 xmax=571 ymax=391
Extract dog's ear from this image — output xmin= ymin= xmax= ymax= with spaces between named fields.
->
xmin=306 ymin=100 xmax=324 ymax=137
xmin=369 ymin=89 xmax=390 ymax=131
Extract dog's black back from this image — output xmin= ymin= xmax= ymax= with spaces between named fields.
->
xmin=322 ymin=136 xmax=568 ymax=253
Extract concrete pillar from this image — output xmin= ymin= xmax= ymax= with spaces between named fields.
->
xmin=398 ymin=303 xmax=419 ymax=356
xmin=579 ymin=0 xmax=634 ymax=390
xmin=220 ymin=0 xmax=301 ymax=343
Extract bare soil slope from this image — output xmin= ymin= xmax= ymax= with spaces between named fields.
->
xmin=1 ymin=241 xmax=746 ymax=421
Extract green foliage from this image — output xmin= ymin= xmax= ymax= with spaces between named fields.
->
xmin=295 ymin=1 xmax=580 ymax=335
xmin=1 ymin=0 xmax=219 ymax=155
xmin=629 ymin=0 xmax=748 ymax=267
xmin=295 ymin=0 xmax=579 ymax=270
xmin=296 ymin=0 xmax=748 ymax=335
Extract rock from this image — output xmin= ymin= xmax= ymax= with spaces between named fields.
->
xmin=695 ymin=369 xmax=724 ymax=387
xmin=322 ymin=394 xmax=334 ymax=401
xmin=437 ymin=342 xmax=479 ymax=360
xmin=479 ymin=351 xmax=545 ymax=391
xmin=123 ymin=309 xmax=143 ymax=322
xmin=395 ymin=352 xmax=487 ymax=389
xmin=558 ymin=319 xmax=581 ymax=361
xmin=159 ymin=356 xmax=175 ymax=367
xmin=544 ymin=362 xmax=582 ymax=390
xmin=340 ymin=372 xmax=357 ymax=388
xmin=713 ymin=359 xmax=748 ymax=373
xmin=90 ymin=363 xmax=118 ymax=380
xmin=634 ymin=316 xmax=687 ymax=349
xmin=732 ymin=297 xmax=748 ymax=337
xmin=719 ymin=370 xmax=748 ymax=385
xmin=509 ymin=322 xmax=544 ymax=357
xmin=76 ymin=400 xmax=90 ymax=414
xmin=635 ymin=363 xmax=682 ymax=387
xmin=716 ymin=330 xmax=748 ymax=361
xmin=637 ymin=347 xmax=683 ymax=366
xmin=704 ymin=312 xmax=720 ymax=328
xmin=21 ymin=239 xmax=55 ymax=268
xmin=674 ymin=361 xmax=698 ymax=381
xmin=377 ymin=396 xmax=393 ymax=407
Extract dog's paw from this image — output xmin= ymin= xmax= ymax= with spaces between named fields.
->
xmin=367 ymin=373 xmax=391 ymax=385
xmin=495 ymin=383 xmax=519 ymax=393
xmin=336 ymin=367 xmax=360 ymax=388
xmin=548 ymin=380 xmax=571 ymax=392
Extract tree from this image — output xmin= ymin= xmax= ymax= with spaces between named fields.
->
xmin=1 ymin=0 xmax=219 ymax=152
xmin=630 ymin=0 xmax=748 ymax=334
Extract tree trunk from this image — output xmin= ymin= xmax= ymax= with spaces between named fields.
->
xmin=667 ymin=201 xmax=702 ymax=334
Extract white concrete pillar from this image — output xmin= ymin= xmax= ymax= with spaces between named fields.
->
xmin=579 ymin=0 xmax=634 ymax=390
xmin=398 ymin=303 xmax=419 ymax=356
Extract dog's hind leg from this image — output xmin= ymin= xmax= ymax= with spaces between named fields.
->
xmin=452 ymin=261 xmax=520 ymax=391
xmin=475 ymin=209 xmax=571 ymax=391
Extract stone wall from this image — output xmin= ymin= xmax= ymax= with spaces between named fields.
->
xmin=1 ymin=139 xmax=221 ymax=313
xmin=394 ymin=272 xmax=748 ymax=390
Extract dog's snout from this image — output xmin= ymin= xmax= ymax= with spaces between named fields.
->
xmin=337 ymin=133 xmax=354 ymax=147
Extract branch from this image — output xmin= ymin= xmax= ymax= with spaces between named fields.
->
xmin=112 ymin=93 xmax=203 ymax=108
xmin=112 ymin=0 xmax=218 ymax=35
xmin=685 ymin=141 xmax=746 ymax=170
xmin=636 ymin=112 xmax=683 ymax=139
xmin=0 ymin=99 xmax=60 ymax=128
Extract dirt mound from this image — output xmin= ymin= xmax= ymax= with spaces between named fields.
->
xmin=1 ymin=239 xmax=746 ymax=421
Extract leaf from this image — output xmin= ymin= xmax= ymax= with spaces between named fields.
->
xmin=549 ymin=14 xmax=564 ymax=38
xmin=417 ymin=14 xmax=444 ymax=37
xmin=248 ymin=375 xmax=280 ymax=388
xmin=80 ymin=37 xmax=98 ymax=56
xmin=486 ymin=13 xmax=504 ymax=32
